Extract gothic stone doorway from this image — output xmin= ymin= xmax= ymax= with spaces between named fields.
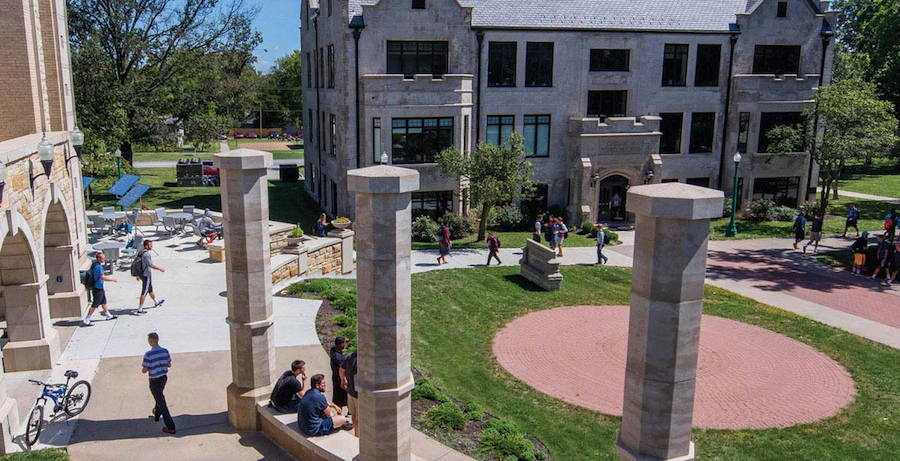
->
xmin=598 ymin=175 xmax=629 ymax=222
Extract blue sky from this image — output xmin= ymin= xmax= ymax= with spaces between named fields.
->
xmin=251 ymin=0 xmax=301 ymax=72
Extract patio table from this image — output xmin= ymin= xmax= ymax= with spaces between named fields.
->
xmin=94 ymin=241 xmax=126 ymax=270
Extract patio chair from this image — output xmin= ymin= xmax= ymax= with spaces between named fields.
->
xmin=102 ymin=206 xmax=115 ymax=215
xmin=183 ymin=205 xmax=195 ymax=218
xmin=127 ymin=209 xmax=144 ymax=235
xmin=90 ymin=215 xmax=112 ymax=236
xmin=152 ymin=208 xmax=166 ymax=234
xmin=162 ymin=216 xmax=181 ymax=237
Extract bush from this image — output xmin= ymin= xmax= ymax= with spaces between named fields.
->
xmin=438 ymin=212 xmax=475 ymax=239
xmin=489 ymin=205 xmax=526 ymax=231
xmin=482 ymin=418 xmax=524 ymax=437
xmin=464 ymin=401 xmax=484 ymax=421
xmin=412 ymin=216 xmax=440 ymax=242
xmin=802 ymin=199 xmax=822 ymax=216
xmin=535 ymin=450 xmax=547 ymax=460
xmin=411 ymin=378 xmax=447 ymax=402
xmin=581 ymin=221 xmax=598 ymax=237
xmin=748 ymin=199 xmax=776 ymax=221
xmin=425 ymin=401 xmax=466 ymax=431
xmin=284 ymin=279 xmax=334 ymax=295
xmin=480 ymin=420 xmax=535 ymax=461
xmin=771 ymin=205 xmax=797 ymax=222
xmin=722 ymin=196 xmax=733 ymax=218
xmin=331 ymin=314 xmax=355 ymax=328
xmin=605 ymin=229 xmax=619 ymax=243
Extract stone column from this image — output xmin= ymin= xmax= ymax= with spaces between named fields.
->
xmin=617 ymin=183 xmax=723 ymax=461
xmin=215 ymin=149 xmax=276 ymax=431
xmin=0 ymin=357 xmax=19 ymax=455
xmin=328 ymin=228 xmax=355 ymax=274
xmin=3 ymin=275 xmax=61 ymax=372
xmin=348 ymin=165 xmax=419 ymax=461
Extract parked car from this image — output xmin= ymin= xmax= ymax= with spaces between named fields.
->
xmin=247 ymin=132 xmax=259 ymax=139
xmin=234 ymin=132 xmax=245 ymax=139
xmin=218 ymin=134 xmax=227 ymax=141
xmin=296 ymin=130 xmax=304 ymax=139
xmin=268 ymin=131 xmax=279 ymax=139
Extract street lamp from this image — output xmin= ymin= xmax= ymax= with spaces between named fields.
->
xmin=381 ymin=151 xmax=388 ymax=165
xmin=725 ymin=152 xmax=742 ymax=237
xmin=114 ymin=148 xmax=122 ymax=180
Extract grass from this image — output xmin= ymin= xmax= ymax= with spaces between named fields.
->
xmin=411 ymin=230 xmax=597 ymax=250
xmin=133 ymin=152 xmax=214 ymax=162
xmin=0 ymin=449 xmax=69 ymax=461
xmin=410 ymin=265 xmax=900 ymax=460
xmin=837 ymin=158 xmax=900 ymax=199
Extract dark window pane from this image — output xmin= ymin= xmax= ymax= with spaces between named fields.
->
xmin=525 ymin=42 xmax=553 ymax=87
xmin=587 ymin=91 xmax=627 ymax=118
xmin=488 ymin=42 xmax=517 ymax=87
xmin=659 ymin=113 xmax=683 ymax=154
xmin=486 ymin=115 xmax=515 ymax=145
xmin=777 ymin=2 xmax=788 ymax=17
xmin=386 ymin=41 xmax=449 ymax=76
xmin=411 ymin=191 xmax=454 ymax=219
xmin=523 ymin=114 xmax=551 ymax=157
xmin=391 ymin=117 xmax=454 ymax=164
xmin=695 ymin=44 xmax=721 ymax=86
xmin=689 ymin=112 xmax=715 ymax=153
xmin=752 ymin=45 xmax=801 ymax=74
xmin=737 ymin=112 xmax=750 ymax=153
xmin=758 ymin=112 xmax=804 ymax=153
xmin=412 ymin=0 xmax=426 ymax=9
xmin=752 ymin=177 xmax=800 ymax=207
xmin=686 ymin=177 xmax=710 ymax=187
xmin=662 ymin=44 xmax=689 ymax=86
xmin=590 ymin=49 xmax=630 ymax=71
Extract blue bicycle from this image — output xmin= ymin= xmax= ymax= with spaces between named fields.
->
xmin=24 ymin=370 xmax=92 ymax=447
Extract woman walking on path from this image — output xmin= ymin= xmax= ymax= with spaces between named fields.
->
xmin=556 ymin=217 xmax=568 ymax=257
xmin=315 ymin=213 xmax=328 ymax=237
xmin=437 ymin=223 xmax=451 ymax=265
xmin=486 ymin=232 xmax=502 ymax=266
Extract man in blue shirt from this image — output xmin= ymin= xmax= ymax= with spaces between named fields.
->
xmin=792 ymin=212 xmax=808 ymax=250
xmin=82 ymin=252 xmax=118 ymax=326
xmin=298 ymin=374 xmax=348 ymax=436
xmin=142 ymin=332 xmax=176 ymax=434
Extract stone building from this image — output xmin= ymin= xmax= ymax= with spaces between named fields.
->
xmin=0 ymin=0 xmax=89 ymax=380
xmin=301 ymin=0 xmax=836 ymax=223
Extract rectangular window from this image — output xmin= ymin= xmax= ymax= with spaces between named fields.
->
xmin=752 ymin=45 xmax=801 ymax=74
xmin=758 ymin=112 xmax=804 ymax=153
xmin=689 ymin=112 xmax=716 ymax=153
xmin=523 ymin=115 xmax=551 ymax=157
xmin=590 ymin=49 xmax=630 ymax=72
xmin=487 ymin=42 xmax=517 ymax=87
xmin=686 ymin=177 xmax=710 ymax=188
xmin=319 ymin=48 xmax=325 ymax=87
xmin=463 ymin=115 xmax=469 ymax=153
xmin=322 ymin=174 xmax=328 ymax=208
xmin=330 ymin=114 xmax=336 ymax=155
xmin=314 ymin=49 xmax=319 ymax=88
xmin=412 ymin=0 xmax=426 ymax=8
xmin=308 ymin=109 xmax=315 ymax=143
xmin=486 ymin=115 xmax=514 ymax=146
xmin=309 ymin=163 xmax=317 ymax=194
xmin=587 ymin=90 xmax=627 ymax=118
xmin=737 ymin=112 xmax=751 ymax=152
xmin=321 ymin=112 xmax=326 ymax=151
xmin=411 ymin=191 xmax=454 ymax=219
xmin=306 ymin=53 xmax=312 ymax=88
xmin=753 ymin=177 xmax=800 ymax=207
xmin=373 ymin=118 xmax=382 ymax=163
xmin=695 ymin=44 xmax=721 ymax=86
xmin=659 ymin=113 xmax=684 ymax=154
xmin=525 ymin=42 xmax=553 ymax=87
xmin=391 ymin=117 xmax=454 ymax=164
xmin=387 ymin=41 xmax=448 ymax=77
xmin=662 ymin=44 xmax=689 ymax=86
xmin=331 ymin=180 xmax=337 ymax=216
xmin=328 ymin=45 xmax=335 ymax=88
xmin=777 ymin=2 xmax=788 ymax=17
xmin=328 ymin=0 xmax=332 ymax=16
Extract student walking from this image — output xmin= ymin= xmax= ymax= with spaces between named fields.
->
xmin=871 ymin=235 xmax=892 ymax=281
xmin=556 ymin=217 xmax=568 ymax=257
xmin=884 ymin=209 xmax=898 ymax=242
xmin=486 ymin=232 xmax=502 ymax=266
xmin=842 ymin=203 xmax=860 ymax=238
xmin=532 ymin=214 xmax=543 ymax=243
xmin=437 ymin=223 xmax=451 ymax=265
xmin=851 ymin=231 xmax=869 ymax=275
xmin=596 ymin=225 xmax=609 ymax=265
xmin=803 ymin=214 xmax=825 ymax=254
xmin=889 ymin=241 xmax=900 ymax=286
xmin=82 ymin=252 xmax=118 ymax=326
xmin=133 ymin=240 xmax=165 ymax=315
xmin=792 ymin=212 xmax=807 ymax=250
xmin=142 ymin=332 xmax=175 ymax=434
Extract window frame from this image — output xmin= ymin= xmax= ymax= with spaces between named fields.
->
xmin=752 ymin=176 xmax=800 ymax=207
xmin=523 ymin=114 xmax=551 ymax=158
xmin=386 ymin=41 xmax=449 ymax=78
xmin=390 ymin=117 xmax=455 ymax=164
xmin=659 ymin=112 xmax=684 ymax=154
xmin=689 ymin=112 xmax=716 ymax=153
xmin=487 ymin=41 xmax=517 ymax=88
xmin=486 ymin=115 xmax=515 ymax=146
xmin=589 ymin=49 xmax=630 ymax=72
xmin=330 ymin=114 xmax=337 ymax=156
xmin=662 ymin=44 xmax=689 ymax=87
xmin=752 ymin=45 xmax=801 ymax=75
xmin=412 ymin=0 xmax=426 ymax=9
xmin=327 ymin=45 xmax=335 ymax=88
xmin=777 ymin=2 xmax=788 ymax=18
xmin=411 ymin=191 xmax=454 ymax=219
xmin=737 ymin=112 xmax=751 ymax=153
xmin=525 ymin=42 xmax=554 ymax=88
xmin=694 ymin=44 xmax=721 ymax=87
xmin=758 ymin=111 xmax=805 ymax=153
xmin=373 ymin=118 xmax=382 ymax=163
xmin=587 ymin=90 xmax=627 ymax=119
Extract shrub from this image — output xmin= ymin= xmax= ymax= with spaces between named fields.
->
xmin=605 ymin=229 xmax=619 ymax=243
xmin=490 ymin=205 xmax=526 ymax=231
xmin=464 ymin=401 xmax=484 ymax=421
xmin=802 ymin=199 xmax=822 ymax=216
xmin=411 ymin=378 xmax=447 ymax=402
xmin=748 ymin=199 xmax=776 ymax=221
xmin=482 ymin=418 xmax=524 ymax=437
xmin=771 ymin=205 xmax=797 ymax=222
xmin=581 ymin=221 xmax=598 ymax=237
xmin=285 ymin=278 xmax=334 ymax=295
xmin=438 ymin=212 xmax=475 ymax=239
xmin=722 ymin=197 xmax=733 ymax=218
xmin=480 ymin=422 xmax=535 ymax=461
xmin=425 ymin=401 xmax=466 ymax=431
xmin=535 ymin=450 xmax=547 ymax=460
xmin=412 ymin=216 xmax=440 ymax=242
xmin=331 ymin=314 xmax=355 ymax=328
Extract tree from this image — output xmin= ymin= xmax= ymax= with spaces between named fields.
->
xmin=255 ymin=51 xmax=304 ymax=129
xmin=436 ymin=133 xmax=535 ymax=241
xmin=68 ymin=0 xmax=260 ymax=162
xmin=767 ymin=79 xmax=898 ymax=214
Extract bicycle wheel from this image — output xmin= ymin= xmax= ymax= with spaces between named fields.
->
xmin=64 ymin=381 xmax=92 ymax=417
xmin=25 ymin=405 xmax=43 ymax=447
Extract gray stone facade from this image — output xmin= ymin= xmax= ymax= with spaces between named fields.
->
xmin=301 ymin=0 xmax=837 ymax=223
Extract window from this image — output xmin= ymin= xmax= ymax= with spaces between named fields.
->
xmin=753 ymin=177 xmax=800 ymax=207
xmin=486 ymin=115 xmax=514 ymax=146
xmin=488 ymin=42 xmax=516 ymax=87
xmin=758 ymin=112 xmax=804 ymax=153
xmin=306 ymin=53 xmax=312 ymax=88
xmin=523 ymin=115 xmax=551 ymax=157
xmin=587 ymin=91 xmax=627 ymax=118
xmin=412 ymin=0 xmax=426 ymax=8
xmin=321 ymin=112 xmax=326 ymax=150
xmin=328 ymin=45 xmax=335 ymax=88
xmin=322 ymin=174 xmax=329 ymax=208
xmin=387 ymin=41 xmax=448 ymax=77
xmin=463 ymin=115 xmax=469 ymax=153
xmin=319 ymin=47 xmax=325 ymax=87
xmin=308 ymin=109 xmax=315 ymax=143
xmin=391 ymin=117 xmax=454 ymax=164
xmin=328 ymin=0 xmax=332 ymax=16
xmin=411 ymin=191 xmax=454 ymax=219
xmin=373 ymin=118 xmax=382 ymax=163
xmin=309 ymin=163 xmax=317 ymax=194
xmin=777 ymin=2 xmax=788 ymax=17
xmin=525 ymin=42 xmax=553 ymax=87
xmin=661 ymin=178 xmax=679 ymax=183
xmin=331 ymin=180 xmax=337 ymax=216
xmin=752 ymin=45 xmax=801 ymax=74
xmin=659 ymin=113 xmax=683 ymax=154
xmin=686 ymin=177 xmax=710 ymax=188
xmin=590 ymin=49 xmax=630 ymax=71
xmin=330 ymin=114 xmax=336 ymax=155
xmin=662 ymin=44 xmax=689 ymax=86
xmin=737 ymin=112 xmax=751 ymax=153
xmin=314 ymin=49 xmax=320 ymax=88
xmin=689 ymin=112 xmax=715 ymax=153
xmin=695 ymin=44 xmax=721 ymax=86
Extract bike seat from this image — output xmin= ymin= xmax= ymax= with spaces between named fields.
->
xmin=64 ymin=370 xmax=78 ymax=379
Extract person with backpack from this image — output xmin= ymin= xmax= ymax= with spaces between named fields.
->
xmin=133 ymin=240 xmax=165 ymax=315
xmin=842 ymin=203 xmax=861 ymax=238
xmin=596 ymin=225 xmax=609 ymax=265
xmin=547 ymin=216 xmax=558 ymax=251
xmin=792 ymin=211 xmax=807 ymax=250
xmin=871 ymin=234 xmax=892 ymax=282
xmin=533 ymin=214 xmax=543 ymax=243
xmin=851 ymin=231 xmax=869 ymax=275
xmin=884 ymin=209 xmax=898 ymax=243
xmin=437 ymin=223 xmax=451 ymax=265
xmin=556 ymin=217 xmax=568 ymax=257
xmin=486 ymin=232 xmax=502 ymax=266
xmin=82 ymin=252 xmax=118 ymax=326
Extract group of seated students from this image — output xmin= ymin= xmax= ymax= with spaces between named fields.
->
xmin=269 ymin=337 xmax=359 ymax=438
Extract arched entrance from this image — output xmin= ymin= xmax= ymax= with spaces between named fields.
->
xmin=43 ymin=199 xmax=85 ymax=318
xmin=597 ymin=175 xmax=630 ymax=222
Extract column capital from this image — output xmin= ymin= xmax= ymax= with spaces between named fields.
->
xmin=627 ymin=183 xmax=724 ymax=221
xmin=214 ymin=149 xmax=272 ymax=171
xmin=348 ymin=166 xmax=419 ymax=194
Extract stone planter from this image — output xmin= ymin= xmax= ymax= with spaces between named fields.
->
xmin=286 ymin=236 xmax=304 ymax=246
xmin=331 ymin=220 xmax=351 ymax=230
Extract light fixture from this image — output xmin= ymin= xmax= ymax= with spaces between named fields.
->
xmin=733 ymin=152 xmax=742 ymax=164
xmin=114 ymin=148 xmax=122 ymax=158
xmin=590 ymin=173 xmax=600 ymax=187
xmin=0 ymin=160 xmax=7 ymax=204
xmin=31 ymin=135 xmax=55 ymax=191
xmin=70 ymin=126 xmax=84 ymax=157
xmin=381 ymin=152 xmax=388 ymax=165
xmin=645 ymin=169 xmax=655 ymax=180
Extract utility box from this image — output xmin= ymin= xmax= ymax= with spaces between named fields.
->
xmin=176 ymin=158 xmax=203 ymax=187
xmin=279 ymin=164 xmax=299 ymax=183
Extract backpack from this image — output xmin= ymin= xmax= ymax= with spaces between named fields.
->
xmin=131 ymin=250 xmax=146 ymax=277
xmin=603 ymin=233 xmax=611 ymax=245
xmin=793 ymin=217 xmax=803 ymax=232
xmin=83 ymin=262 xmax=98 ymax=289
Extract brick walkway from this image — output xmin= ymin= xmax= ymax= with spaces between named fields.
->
xmin=493 ymin=305 xmax=856 ymax=430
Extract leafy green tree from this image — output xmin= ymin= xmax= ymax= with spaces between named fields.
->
xmin=256 ymin=51 xmax=304 ymax=128
xmin=436 ymin=133 xmax=535 ymax=241
xmin=185 ymin=112 xmax=231 ymax=151
xmin=767 ymin=79 xmax=898 ymax=213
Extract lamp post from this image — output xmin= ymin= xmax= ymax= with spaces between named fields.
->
xmin=725 ymin=152 xmax=742 ymax=237
xmin=114 ymin=148 xmax=123 ymax=210
xmin=381 ymin=151 xmax=388 ymax=165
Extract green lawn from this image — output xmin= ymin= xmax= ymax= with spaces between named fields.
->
xmin=1 ymin=449 xmax=69 ymax=461
xmin=837 ymin=158 xmax=900 ymax=199
xmin=410 ymin=265 xmax=900 ymax=460
xmin=133 ymin=152 xmax=214 ymax=162
xmin=411 ymin=229 xmax=597 ymax=250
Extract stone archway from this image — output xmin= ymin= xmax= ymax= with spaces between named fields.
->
xmin=42 ymin=187 xmax=86 ymax=319
xmin=597 ymin=174 xmax=630 ymax=222
xmin=0 ymin=210 xmax=61 ymax=372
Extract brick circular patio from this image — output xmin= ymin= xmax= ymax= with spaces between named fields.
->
xmin=492 ymin=305 xmax=856 ymax=429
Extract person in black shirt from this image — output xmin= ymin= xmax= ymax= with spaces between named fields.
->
xmin=330 ymin=337 xmax=349 ymax=411
xmin=803 ymin=214 xmax=825 ymax=254
xmin=890 ymin=241 xmax=900 ymax=286
xmin=851 ymin=231 xmax=869 ymax=275
xmin=871 ymin=235 xmax=893 ymax=281
xmin=270 ymin=360 xmax=307 ymax=413
xmin=339 ymin=352 xmax=358 ymax=438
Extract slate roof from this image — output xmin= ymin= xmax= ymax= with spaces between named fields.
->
xmin=347 ymin=0 xmax=759 ymax=31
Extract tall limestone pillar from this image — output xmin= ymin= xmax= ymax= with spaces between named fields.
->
xmin=348 ymin=165 xmax=419 ymax=461
xmin=0 ymin=357 xmax=19 ymax=455
xmin=215 ymin=149 xmax=276 ymax=430
xmin=616 ymin=183 xmax=723 ymax=461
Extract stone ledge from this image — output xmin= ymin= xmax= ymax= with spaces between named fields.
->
xmin=259 ymin=403 xmax=359 ymax=461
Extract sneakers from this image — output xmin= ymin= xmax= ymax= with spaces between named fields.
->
xmin=162 ymin=427 xmax=176 ymax=435
xmin=135 ymin=308 xmax=148 ymax=315
xmin=103 ymin=312 xmax=118 ymax=321
xmin=153 ymin=299 xmax=166 ymax=307
xmin=802 ymin=245 xmax=807 ymax=253
xmin=152 ymin=408 xmax=161 ymax=422
xmin=81 ymin=319 xmax=91 ymax=327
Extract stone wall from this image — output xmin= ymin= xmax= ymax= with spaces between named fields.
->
xmin=270 ymin=228 xmax=292 ymax=256
xmin=308 ymin=241 xmax=342 ymax=276
xmin=271 ymin=257 xmax=301 ymax=285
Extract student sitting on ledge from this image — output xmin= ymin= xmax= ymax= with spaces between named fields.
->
xmin=298 ymin=374 xmax=348 ymax=436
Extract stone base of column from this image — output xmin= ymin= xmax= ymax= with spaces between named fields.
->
xmin=358 ymin=380 xmax=414 ymax=461
xmin=48 ymin=286 xmax=88 ymax=319
xmin=327 ymin=229 xmax=355 ymax=274
xmin=227 ymin=382 xmax=272 ymax=431
xmin=616 ymin=433 xmax=694 ymax=461
xmin=0 ymin=396 xmax=19 ymax=455
xmin=2 ymin=331 xmax=61 ymax=372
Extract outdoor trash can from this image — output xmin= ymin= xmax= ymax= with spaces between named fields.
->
xmin=279 ymin=164 xmax=299 ymax=182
